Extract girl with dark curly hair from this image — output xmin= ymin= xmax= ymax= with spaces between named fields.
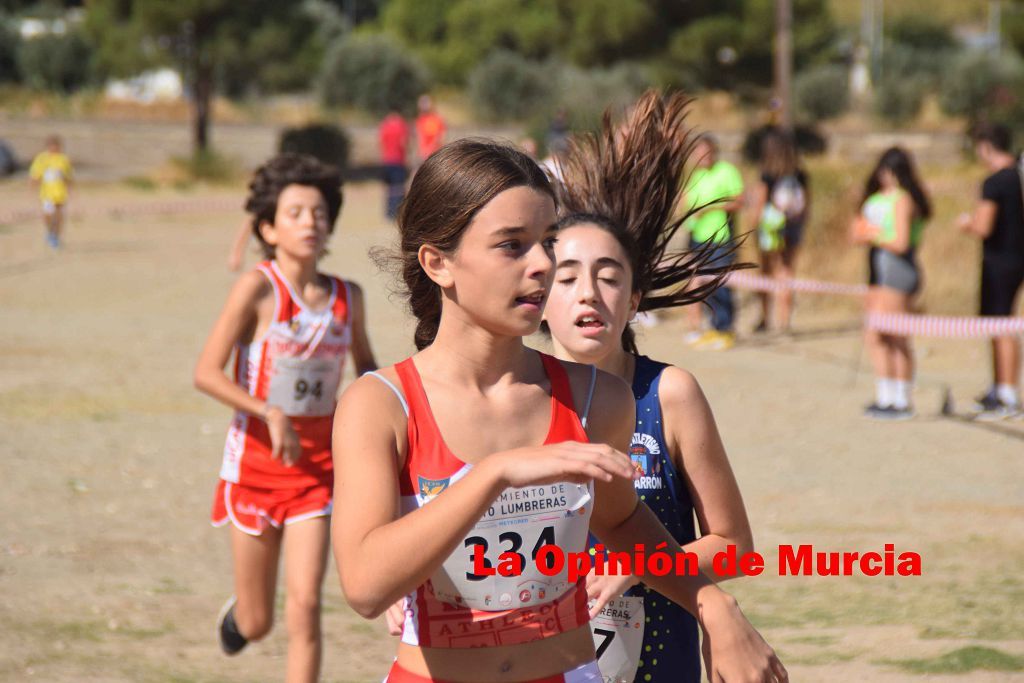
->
xmin=194 ymin=153 xmax=378 ymax=681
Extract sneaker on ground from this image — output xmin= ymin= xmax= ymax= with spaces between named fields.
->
xmin=974 ymin=399 xmax=1021 ymax=422
xmin=683 ymin=330 xmax=704 ymax=346
xmin=217 ymin=596 xmax=249 ymax=656
xmin=863 ymin=403 xmax=892 ymax=419
xmin=972 ymin=389 xmax=1000 ymax=413
xmin=695 ymin=331 xmax=734 ymax=351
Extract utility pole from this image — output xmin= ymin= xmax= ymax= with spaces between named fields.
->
xmin=774 ymin=0 xmax=793 ymax=130
xmin=989 ymin=0 xmax=1002 ymax=53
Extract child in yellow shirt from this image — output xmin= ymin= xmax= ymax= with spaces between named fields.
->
xmin=29 ymin=135 xmax=73 ymax=249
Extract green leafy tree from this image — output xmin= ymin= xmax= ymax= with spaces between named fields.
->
xmin=85 ymin=0 xmax=312 ymax=153
xmin=16 ymin=29 xmax=93 ymax=92
xmin=319 ymin=33 xmax=428 ymax=116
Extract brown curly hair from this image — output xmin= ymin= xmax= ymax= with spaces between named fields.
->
xmin=244 ymin=154 xmax=344 ymax=258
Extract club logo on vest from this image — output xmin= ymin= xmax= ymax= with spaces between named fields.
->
xmin=418 ymin=476 xmax=450 ymax=497
xmin=630 ymin=432 xmax=663 ymax=490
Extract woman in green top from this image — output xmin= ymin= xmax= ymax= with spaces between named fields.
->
xmin=849 ymin=147 xmax=931 ymax=420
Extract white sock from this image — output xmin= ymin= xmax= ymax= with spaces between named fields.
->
xmin=996 ymin=384 xmax=1020 ymax=407
xmin=892 ymin=380 xmax=911 ymax=410
xmin=875 ymin=378 xmax=893 ymax=407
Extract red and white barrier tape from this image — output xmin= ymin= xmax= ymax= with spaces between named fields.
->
xmin=725 ymin=271 xmax=868 ymax=296
xmin=866 ymin=312 xmax=1024 ymax=338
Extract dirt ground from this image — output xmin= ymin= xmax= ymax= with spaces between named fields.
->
xmin=1 ymin=178 xmax=1022 ymax=683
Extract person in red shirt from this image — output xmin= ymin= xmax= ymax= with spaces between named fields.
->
xmin=379 ymin=108 xmax=410 ymax=219
xmin=415 ymin=94 xmax=446 ymax=164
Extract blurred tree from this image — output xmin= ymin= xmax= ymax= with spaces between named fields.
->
xmin=85 ymin=0 xmax=311 ymax=153
xmin=15 ymin=28 xmax=92 ymax=92
xmin=0 ymin=13 xmax=21 ymax=83
xmin=319 ymin=33 xmax=428 ymax=115
xmin=886 ymin=15 xmax=957 ymax=52
xmin=665 ymin=0 xmax=834 ymax=91
xmin=467 ymin=50 xmax=551 ymax=121
xmin=381 ymin=0 xmax=691 ymax=84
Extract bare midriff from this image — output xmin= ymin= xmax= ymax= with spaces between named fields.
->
xmin=395 ymin=624 xmax=595 ymax=682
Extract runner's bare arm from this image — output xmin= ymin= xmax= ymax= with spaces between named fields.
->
xmin=585 ymin=370 xmax=786 ymax=683
xmin=331 ymin=372 xmax=635 ymax=619
xmin=746 ymin=181 xmax=768 ymax=232
xmin=345 ymin=281 xmax=378 ymax=375
xmin=959 ymin=199 xmax=997 ymax=238
xmin=660 ymin=366 xmax=753 ymax=579
xmin=193 ymin=270 xmax=271 ymax=418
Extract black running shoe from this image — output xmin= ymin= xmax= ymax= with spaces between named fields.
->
xmin=973 ymin=390 xmax=1000 ymax=413
xmin=217 ymin=596 xmax=248 ymax=655
xmin=863 ymin=403 xmax=892 ymax=419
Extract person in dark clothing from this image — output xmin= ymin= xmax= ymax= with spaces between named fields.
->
xmin=959 ymin=123 xmax=1024 ymax=420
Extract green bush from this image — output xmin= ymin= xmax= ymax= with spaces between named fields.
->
xmin=171 ymin=149 xmax=239 ymax=184
xmin=666 ymin=15 xmax=743 ymax=90
xmin=554 ymin=62 xmax=649 ymax=132
xmin=794 ymin=64 xmax=849 ymax=122
xmin=939 ymin=52 xmax=1024 ymax=118
xmin=874 ymin=76 xmax=927 ymax=124
xmin=468 ymin=50 xmax=552 ymax=122
xmin=887 ymin=16 xmax=957 ymax=52
xmin=0 ymin=17 xmax=20 ymax=84
xmin=278 ymin=123 xmax=351 ymax=172
xmin=16 ymin=30 xmax=93 ymax=93
xmin=319 ymin=34 xmax=428 ymax=116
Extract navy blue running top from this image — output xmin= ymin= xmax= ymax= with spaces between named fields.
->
xmin=626 ymin=355 xmax=700 ymax=683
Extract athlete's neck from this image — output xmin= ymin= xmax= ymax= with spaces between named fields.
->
xmin=989 ymin=150 xmax=1017 ymax=172
xmin=551 ymin=339 xmax=635 ymax=384
xmin=274 ymin=254 xmax=318 ymax=292
xmin=423 ymin=313 xmax=538 ymax=390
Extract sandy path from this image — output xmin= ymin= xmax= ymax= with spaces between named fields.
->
xmin=1 ymin=182 xmax=1022 ymax=682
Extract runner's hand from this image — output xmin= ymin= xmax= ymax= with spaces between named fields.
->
xmin=384 ymin=599 xmax=405 ymax=636
xmin=492 ymin=442 xmax=637 ymax=488
xmin=266 ymin=406 xmax=302 ymax=466
xmin=701 ymin=592 xmax=788 ymax=683
xmin=586 ymin=570 xmax=639 ymax=619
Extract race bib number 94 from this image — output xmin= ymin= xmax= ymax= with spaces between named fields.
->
xmin=430 ymin=482 xmax=592 ymax=610
xmin=267 ymin=357 xmax=340 ymax=417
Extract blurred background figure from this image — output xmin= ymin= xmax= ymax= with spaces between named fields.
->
xmin=414 ymin=94 xmax=446 ymax=164
xmin=750 ymin=129 xmax=810 ymax=333
xmin=958 ymin=123 xmax=1024 ymax=420
xmin=378 ymin=107 xmax=409 ymax=220
xmin=681 ymin=134 xmax=744 ymax=350
xmin=518 ymin=136 xmax=539 ymax=160
xmin=851 ymin=147 xmax=931 ymax=420
xmin=29 ymin=134 xmax=73 ymax=250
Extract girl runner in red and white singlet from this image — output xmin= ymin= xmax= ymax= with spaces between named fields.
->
xmin=195 ymin=154 xmax=377 ymax=683
xmin=331 ymin=139 xmax=786 ymax=683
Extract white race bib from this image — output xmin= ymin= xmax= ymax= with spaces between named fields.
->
xmin=266 ymin=357 xmax=340 ymax=417
xmin=591 ymin=595 xmax=645 ymax=683
xmin=430 ymin=482 xmax=592 ymax=610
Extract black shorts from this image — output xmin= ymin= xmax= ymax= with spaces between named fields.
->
xmin=980 ymin=259 xmax=1024 ymax=316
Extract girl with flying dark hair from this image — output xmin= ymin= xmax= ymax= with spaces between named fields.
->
xmin=330 ymin=136 xmax=786 ymax=682
xmin=850 ymin=146 xmax=931 ymax=420
xmin=544 ymin=90 xmax=754 ymax=683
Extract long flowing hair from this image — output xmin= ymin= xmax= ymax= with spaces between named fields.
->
xmin=555 ymin=89 xmax=746 ymax=352
xmin=861 ymin=146 xmax=931 ymax=220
